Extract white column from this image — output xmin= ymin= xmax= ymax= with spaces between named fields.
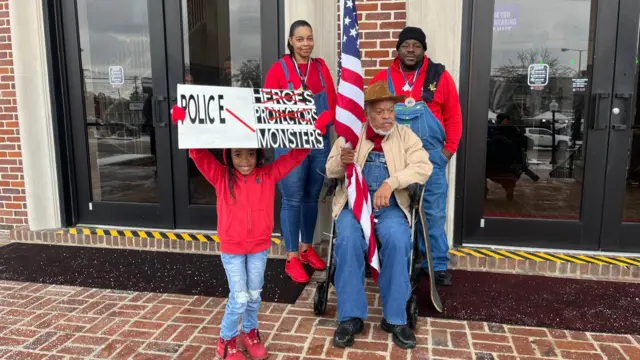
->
xmin=10 ymin=0 xmax=61 ymax=230
xmin=284 ymin=0 xmax=339 ymax=79
xmin=284 ymin=0 xmax=338 ymax=244
xmin=406 ymin=0 xmax=464 ymax=244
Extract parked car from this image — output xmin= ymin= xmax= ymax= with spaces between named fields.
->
xmin=524 ymin=128 xmax=573 ymax=149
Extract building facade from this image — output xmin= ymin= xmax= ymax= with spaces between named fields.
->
xmin=4 ymin=0 xmax=640 ymax=254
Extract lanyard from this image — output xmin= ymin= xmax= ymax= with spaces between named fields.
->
xmin=401 ymin=62 xmax=422 ymax=92
xmin=293 ymin=58 xmax=314 ymax=90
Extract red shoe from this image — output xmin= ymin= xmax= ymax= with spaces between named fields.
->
xmin=240 ymin=329 xmax=268 ymax=360
xmin=300 ymin=247 xmax=327 ymax=271
xmin=285 ymin=257 xmax=310 ymax=284
xmin=216 ymin=337 xmax=246 ymax=360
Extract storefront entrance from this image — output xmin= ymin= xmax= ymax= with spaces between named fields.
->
xmin=60 ymin=0 xmax=283 ymax=230
xmin=460 ymin=0 xmax=640 ymax=251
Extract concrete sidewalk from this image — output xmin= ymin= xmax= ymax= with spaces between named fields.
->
xmin=0 ymin=279 xmax=637 ymax=360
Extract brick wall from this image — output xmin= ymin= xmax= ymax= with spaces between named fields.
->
xmin=0 ymin=1 xmax=26 ymax=230
xmin=338 ymin=0 xmax=407 ymax=85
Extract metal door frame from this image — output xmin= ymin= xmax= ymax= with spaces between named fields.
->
xmin=457 ymin=0 xmax=622 ymax=250
xmin=163 ymin=0 xmax=285 ymax=230
xmin=600 ymin=0 xmax=640 ymax=251
xmin=61 ymin=0 xmax=175 ymax=228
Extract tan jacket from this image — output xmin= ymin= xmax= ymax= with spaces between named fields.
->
xmin=326 ymin=123 xmax=432 ymax=221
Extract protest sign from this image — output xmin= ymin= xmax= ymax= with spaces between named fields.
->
xmin=176 ymin=84 xmax=323 ymax=149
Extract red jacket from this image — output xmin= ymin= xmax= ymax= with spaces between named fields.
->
xmin=370 ymin=57 xmax=463 ymax=154
xmin=264 ymin=56 xmax=337 ymax=125
xmin=189 ymin=148 xmax=310 ymax=255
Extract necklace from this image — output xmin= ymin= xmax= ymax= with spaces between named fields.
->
xmin=401 ymin=63 xmax=422 ymax=107
xmin=292 ymin=57 xmax=313 ymax=92
xmin=401 ymin=63 xmax=422 ymax=92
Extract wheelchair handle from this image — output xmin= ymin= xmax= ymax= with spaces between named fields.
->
xmin=407 ymin=183 xmax=423 ymax=209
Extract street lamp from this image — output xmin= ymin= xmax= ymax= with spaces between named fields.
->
xmin=561 ymin=48 xmax=586 ymax=76
xmin=549 ymin=99 xmax=559 ymax=165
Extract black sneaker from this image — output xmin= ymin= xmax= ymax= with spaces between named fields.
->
xmin=435 ymin=270 xmax=452 ymax=286
xmin=380 ymin=318 xmax=416 ymax=349
xmin=333 ymin=318 xmax=364 ymax=348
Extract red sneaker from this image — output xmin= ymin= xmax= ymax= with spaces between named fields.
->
xmin=216 ymin=337 xmax=246 ymax=360
xmin=239 ymin=329 xmax=268 ymax=360
xmin=300 ymin=247 xmax=327 ymax=271
xmin=285 ymin=257 xmax=310 ymax=284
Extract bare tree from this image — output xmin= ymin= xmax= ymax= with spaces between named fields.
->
xmin=494 ymin=48 xmax=574 ymax=80
xmin=490 ymin=48 xmax=574 ymax=120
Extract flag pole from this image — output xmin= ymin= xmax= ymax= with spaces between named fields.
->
xmin=337 ymin=0 xmax=344 ymax=87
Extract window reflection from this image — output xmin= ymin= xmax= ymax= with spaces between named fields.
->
xmin=624 ymin=66 xmax=640 ymax=223
xmin=181 ymin=0 xmax=265 ymax=205
xmin=484 ymin=0 xmax=593 ymax=219
xmin=78 ymin=0 xmax=157 ymax=203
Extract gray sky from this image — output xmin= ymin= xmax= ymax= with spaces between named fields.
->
xmin=228 ymin=0 xmax=262 ymax=75
xmin=78 ymin=0 xmax=262 ymax=97
xmin=492 ymin=0 xmax=591 ymax=73
xmin=78 ymin=0 xmax=152 ymax=98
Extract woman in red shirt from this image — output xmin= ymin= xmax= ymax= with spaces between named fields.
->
xmin=264 ymin=20 xmax=337 ymax=284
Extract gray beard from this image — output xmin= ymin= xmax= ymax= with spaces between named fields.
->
xmin=372 ymin=125 xmax=394 ymax=136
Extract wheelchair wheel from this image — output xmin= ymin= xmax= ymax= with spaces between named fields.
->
xmin=314 ymin=281 xmax=328 ymax=315
xmin=406 ymin=294 xmax=419 ymax=329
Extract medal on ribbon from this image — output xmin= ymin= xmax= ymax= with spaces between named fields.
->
xmin=405 ymin=97 xmax=416 ymax=107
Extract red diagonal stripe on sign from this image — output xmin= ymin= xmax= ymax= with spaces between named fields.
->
xmin=225 ymin=108 xmax=255 ymax=133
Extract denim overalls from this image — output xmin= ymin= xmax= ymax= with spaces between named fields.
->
xmin=387 ymin=70 xmax=451 ymax=272
xmin=274 ymin=58 xmax=332 ymax=253
xmin=334 ymin=151 xmax=412 ymax=325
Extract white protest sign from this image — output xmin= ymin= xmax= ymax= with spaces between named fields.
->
xmin=176 ymin=84 xmax=323 ymax=149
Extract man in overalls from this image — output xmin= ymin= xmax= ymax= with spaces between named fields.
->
xmin=325 ymin=81 xmax=432 ymax=349
xmin=370 ymin=27 xmax=463 ymax=286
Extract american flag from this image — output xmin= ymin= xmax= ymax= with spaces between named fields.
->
xmin=335 ymin=0 xmax=380 ymax=282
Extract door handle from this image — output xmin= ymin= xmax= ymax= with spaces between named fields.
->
xmin=151 ymin=95 xmax=168 ymax=128
xmin=591 ymin=93 xmax=610 ymax=130
xmin=612 ymin=92 xmax=633 ymax=131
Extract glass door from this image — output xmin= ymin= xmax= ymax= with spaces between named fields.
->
xmin=164 ymin=0 xmax=283 ymax=230
xmin=600 ymin=0 xmax=640 ymax=252
xmin=460 ymin=0 xmax=639 ymax=251
xmin=63 ymin=0 xmax=175 ymax=228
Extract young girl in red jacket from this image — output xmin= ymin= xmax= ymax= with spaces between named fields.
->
xmin=180 ymin=111 xmax=328 ymax=359
xmin=264 ymin=20 xmax=337 ymax=284
xmin=189 ymin=147 xmax=308 ymax=360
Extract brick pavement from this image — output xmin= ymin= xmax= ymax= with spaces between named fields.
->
xmin=0 ymin=277 xmax=637 ymax=360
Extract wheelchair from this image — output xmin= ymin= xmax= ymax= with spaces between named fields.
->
xmin=313 ymin=179 xmax=427 ymax=329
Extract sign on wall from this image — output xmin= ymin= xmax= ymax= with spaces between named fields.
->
xmin=572 ymin=78 xmax=588 ymax=92
xmin=176 ymin=84 xmax=323 ymax=150
xmin=528 ymin=64 xmax=549 ymax=89
xmin=493 ymin=4 xmax=518 ymax=32
xmin=108 ymin=66 xmax=125 ymax=87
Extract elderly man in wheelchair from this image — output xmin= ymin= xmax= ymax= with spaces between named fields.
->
xmin=324 ymin=81 xmax=432 ymax=349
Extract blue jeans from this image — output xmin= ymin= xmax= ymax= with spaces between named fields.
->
xmin=333 ymin=152 xmax=412 ymax=325
xmin=219 ymin=250 xmax=268 ymax=340
xmin=420 ymin=151 xmax=450 ymax=271
xmin=394 ymin=102 xmax=450 ymax=271
xmin=388 ymin=70 xmax=451 ymax=271
xmin=275 ymin=130 xmax=331 ymax=252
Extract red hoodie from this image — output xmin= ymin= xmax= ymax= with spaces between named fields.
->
xmin=264 ymin=56 xmax=337 ymax=125
xmin=370 ymin=57 xmax=463 ymax=155
xmin=189 ymin=148 xmax=310 ymax=255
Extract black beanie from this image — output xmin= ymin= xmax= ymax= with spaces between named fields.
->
xmin=396 ymin=26 xmax=427 ymax=51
